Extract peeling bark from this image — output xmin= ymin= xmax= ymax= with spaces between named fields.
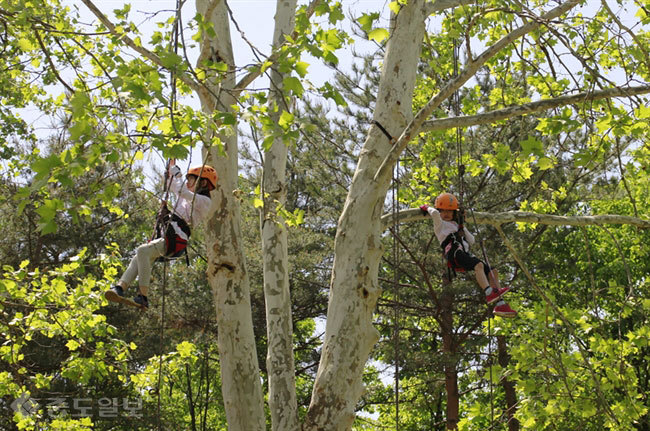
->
xmin=382 ymin=209 xmax=650 ymax=230
xmin=304 ymin=1 xmax=429 ymax=429
xmin=420 ymin=85 xmax=650 ymax=133
xmin=196 ymin=1 xmax=265 ymax=429
xmin=262 ymin=1 xmax=299 ymax=430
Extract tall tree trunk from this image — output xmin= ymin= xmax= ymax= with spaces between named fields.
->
xmin=497 ymin=335 xmax=519 ymax=431
xmin=262 ymin=1 xmax=299 ymax=430
xmin=440 ymin=288 xmax=459 ymax=430
xmin=304 ymin=1 xmax=428 ymax=429
xmin=196 ymin=1 xmax=265 ymax=429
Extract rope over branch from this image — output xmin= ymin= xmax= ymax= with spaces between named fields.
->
xmin=381 ymin=208 xmax=650 ymax=230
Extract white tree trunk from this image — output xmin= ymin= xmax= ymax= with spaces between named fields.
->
xmin=262 ymin=1 xmax=299 ymax=430
xmin=195 ymin=1 xmax=265 ymax=430
xmin=303 ymin=1 xmax=429 ymax=429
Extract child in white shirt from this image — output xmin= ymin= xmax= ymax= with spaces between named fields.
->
xmin=421 ymin=192 xmax=517 ymax=317
xmin=107 ymin=162 xmax=215 ymax=308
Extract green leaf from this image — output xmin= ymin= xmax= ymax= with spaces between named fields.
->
xmin=636 ymin=104 xmax=650 ymax=119
xmin=368 ymin=28 xmax=389 ymax=43
xmin=259 ymin=60 xmax=273 ymax=74
xmin=520 ymin=136 xmax=543 ymax=157
xmin=159 ymin=51 xmax=183 ymax=69
xmin=36 ymin=199 xmax=64 ymax=221
xmin=283 ymin=76 xmax=304 ymax=97
xmin=357 ymin=13 xmax=379 ymax=33
xmin=70 ymin=92 xmax=91 ymax=117
xmin=278 ymin=110 xmax=294 ymax=129
xmin=321 ymin=82 xmax=347 ymax=107
xmin=295 ymin=61 xmax=310 ymax=78
xmin=66 ymin=340 xmax=80 ymax=351
xmin=176 ymin=341 xmax=195 ymax=358
xmin=17 ymin=38 xmax=36 ymax=51
xmin=32 ymin=155 xmax=63 ymax=179
xmin=537 ymin=157 xmax=554 ymax=170
xmin=218 ymin=112 xmax=237 ymax=125
xmin=68 ymin=119 xmax=91 ymax=141
xmin=328 ymin=3 xmax=344 ymax=24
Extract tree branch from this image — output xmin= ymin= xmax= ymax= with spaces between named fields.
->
xmin=426 ymin=0 xmax=478 ymax=15
xmin=381 ymin=209 xmax=650 ymax=230
xmin=419 ymin=84 xmax=650 ymax=132
xmin=79 ymin=0 xmax=202 ymax=94
xmin=233 ymin=0 xmax=321 ymax=93
xmin=373 ymin=0 xmax=582 ymax=183
xmin=33 ymin=28 xmax=75 ymax=94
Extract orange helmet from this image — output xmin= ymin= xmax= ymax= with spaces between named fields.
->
xmin=434 ymin=192 xmax=459 ymax=210
xmin=187 ymin=165 xmax=218 ymax=190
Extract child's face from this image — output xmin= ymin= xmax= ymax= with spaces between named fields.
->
xmin=440 ymin=209 xmax=454 ymax=221
xmin=186 ymin=175 xmax=197 ymax=192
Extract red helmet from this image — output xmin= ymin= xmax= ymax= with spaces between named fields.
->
xmin=187 ymin=165 xmax=218 ymax=190
xmin=434 ymin=192 xmax=459 ymax=210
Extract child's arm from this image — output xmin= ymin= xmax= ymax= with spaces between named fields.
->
xmin=423 ymin=206 xmax=443 ymax=228
xmin=463 ymin=226 xmax=475 ymax=245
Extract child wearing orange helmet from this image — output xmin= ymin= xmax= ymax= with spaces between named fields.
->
xmin=420 ymin=192 xmax=517 ymax=317
xmin=107 ymin=161 xmax=216 ymax=308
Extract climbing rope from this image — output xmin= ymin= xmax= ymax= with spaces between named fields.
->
xmin=453 ymin=37 xmax=465 ymax=211
xmin=373 ymin=117 xmax=401 ymax=427
xmin=450 ymin=31 xmax=498 ymax=427
xmin=392 ymin=159 xmax=401 ymax=430
xmin=156 ymin=2 xmax=182 ymax=428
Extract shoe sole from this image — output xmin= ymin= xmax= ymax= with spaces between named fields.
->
xmin=494 ymin=311 xmax=517 ymax=318
xmin=105 ymin=290 xmax=147 ymax=310
xmin=486 ymin=287 xmax=510 ymax=304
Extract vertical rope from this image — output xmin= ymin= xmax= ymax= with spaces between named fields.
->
xmin=157 ymin=261 xmax=168 ymax=431
xmin=392 ymin=160 xmax=401 ymax=430
xmin=157 ymin=2 xmax=181 ymax=428
xmin=488 ymin=317 xmax=494 ymax=426
xmin=452 ymin=37 xmax=464 ymax=207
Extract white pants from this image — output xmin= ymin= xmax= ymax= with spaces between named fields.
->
xmin=119 ymin=238 xmax=166 ymax=288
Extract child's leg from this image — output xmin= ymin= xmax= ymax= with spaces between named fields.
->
xmin=119 ymin=255 xmax=139 ymax=289
xmin=473 ymin=261 xmax=490 ymax=289
xmin=119 ymin=239 xmax=166 ymax=295
xmin=488 ymin=268 xmax=501 ymax=290
xmin=135 ymin=238 xmax=166 ymax=296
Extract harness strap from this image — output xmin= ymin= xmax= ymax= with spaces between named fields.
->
xmin=155 ymin=213 xmax=192 ymax=265
xmin=441 ymin=232 xmax=466 ymax=273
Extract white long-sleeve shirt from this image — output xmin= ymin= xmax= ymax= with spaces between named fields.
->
xmin=426 ymin=207 xmax=475 ymax=251
xmin=167 ymin=176 xmax=212 ymax=228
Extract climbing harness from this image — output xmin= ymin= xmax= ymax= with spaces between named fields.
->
xmin=152 ymin=160 xmax=192 ymax=266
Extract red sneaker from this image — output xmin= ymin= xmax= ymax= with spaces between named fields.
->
xmin=493 ymin=303 xmax=517 ymax=318
xmin=485 ymin=286 xmax=510 ymax=304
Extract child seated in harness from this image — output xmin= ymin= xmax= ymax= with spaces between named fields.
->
xmin=420 ymin=192 xmax=517 ymax=318
xmin=109 ymin=161 xmax=216 ymax=308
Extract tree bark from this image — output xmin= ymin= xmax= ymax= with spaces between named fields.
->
xmin=440 ymin=288 xmax=459 ymax=430
xmin=497 ymin=336 xmax=519 ymax=431
xmin=196 ymin=1 xmax=265 ymax=430
xmin=382 ymin=209 xmax=650 ymax=230
xmin=420 ymin=85 xmax=650 ymax=133
xmin=303 ymin=1 xmax=429 ymax=429
xmin=262 ymin=1 xmax=299 ymax=430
